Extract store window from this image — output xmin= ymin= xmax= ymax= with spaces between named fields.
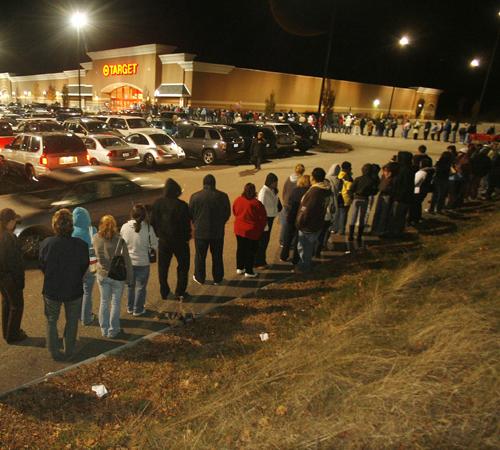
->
xmin=108 ymin=85 xmax=143 ymax=111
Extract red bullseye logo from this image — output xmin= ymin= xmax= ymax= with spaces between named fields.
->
xmin=102 ymin=64 xmax=110 ymax=76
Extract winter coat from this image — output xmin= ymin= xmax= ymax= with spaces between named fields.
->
xmin=295 ymin=181 xmax=331 ymax=233
xmin=0 ymin=231 xmax=24 ymax=290
xmin=349 ymin=174 xmax=379 ymax=199
xmin=92 ymin=233 xmax=133 ymax=284
xmin=120 ymin=220 xmax=158 ymax=267
xmin=258 ymin=185 xmax=280 ymax=218
xmin=282 ymin=174 xmax=299 ymax=209
xmin=233 ymin=196 xmax=267 ymax=240
xmin=71 ymin=207 xmax=96 ymax=247
xmin=338 ymin=170 xmax=353 ymax=207
xmin=393 ymin=151 xmax=415 ymax=204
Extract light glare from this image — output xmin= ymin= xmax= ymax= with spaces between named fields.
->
xmin=399 ymin=36 xmax=410 ymax=47
xmin=70 ymin=11 xmax=88 ymax=30
xmin=470 ymin=58 xmax=480 ymax=68
xmin=373 ymin=99 xmax=381 ymax=107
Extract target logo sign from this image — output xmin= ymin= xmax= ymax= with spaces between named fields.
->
xmin=102 ymin=63 xmax=138 ymax=77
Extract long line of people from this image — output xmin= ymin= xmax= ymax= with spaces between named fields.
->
xmin=0 ymin=141 xmax=498 ymax=360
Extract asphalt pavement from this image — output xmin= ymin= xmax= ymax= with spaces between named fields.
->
xmin=0 ymin=133 xmax=448 ymax=395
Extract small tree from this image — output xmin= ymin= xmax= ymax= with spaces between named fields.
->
xmin=264 ymin=91 xmax=276 ymax=117
xmin=46 ymin=84 xmax=56 ymax=102
xmin=62 ymin=84 xmax=69 ymax=108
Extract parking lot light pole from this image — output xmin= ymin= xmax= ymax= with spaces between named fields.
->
xmin=387 ymin=35 xmax=410 ymax=117
xmin=70 ymin=12 xmax=88 ymax=111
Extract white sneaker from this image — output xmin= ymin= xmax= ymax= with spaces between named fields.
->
xmin=133 ymin=309 xmax=146 ymax=317
xmin=244 ymin=272 xmax=258 ymax=278
xmin=192 ymin=275 xmax=203 ymax=285
xmin=236 ymin=269 xmax=245 ymax=275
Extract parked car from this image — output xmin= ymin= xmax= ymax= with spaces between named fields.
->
xmin=55 ymin=107 xmax=83 ymax=122
xmin=151 ymin=118 xmax=178 ymax=136
xmin=174 ymin=125 xmax=245 ymax=165
xmin=160 ymin=111 xmax=188 ymax=121
xmin=1 ymin=166 xmax=164 ymax=258
xmin=231 ymin=122 xmax=277 ymax=157
xmin=16 ymin=120 xmax=66 ymax=134
xmin=287 ymin=121 xmax=318 ymax=151
xmin=0 ymin=132 xmax=89 ymax=180
xmin=83 ymin=134 xmax=141 ymax=167
xmin=105 ymin=115 xmax=153 ymax=137
xmin=63 ymin=118 xmax=119 ymax=137
xmin=125 ymin=129 xmax=185 ymax=168
xmin=259 ymin=122 xmax=296 ymax=153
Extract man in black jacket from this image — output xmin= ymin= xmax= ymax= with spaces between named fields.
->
xmin=0 ymin=208 xmax=27 ymax=344
xmin=250 ymin=131 xmax=266 ymax=170
xmin=151 ymin=178 xmax=191 ymax=300
xmin=189 ymin=175 xmax=230 ymax=285
xmin=389 ymin=151 xmax=415 ymax=237
xmin=39 ymin=209 xmax=89 ymax=360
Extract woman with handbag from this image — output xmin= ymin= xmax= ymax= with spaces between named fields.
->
xmin=72 ymin=207 xmax=97 ymax=326
xmin=120 ymin=204 xmax=158 ymax=317
xmin=93 ymin=215 xmax=133 ymax=339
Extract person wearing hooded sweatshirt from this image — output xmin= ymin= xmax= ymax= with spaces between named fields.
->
xmin=121 ymin=204 xmax=158 ymax=316
xmin=409 ymin=158 xmax=434 ymax=225
xmin=151 ymin=178 xmax=192 ymax=300
xmin=347 ymin=164 xmax=379 ymax=243
xmin=255 ymin=173 xmax=280 ymax=268
xmin=280 ymin=164 xmax=305 ymax=245
xmin=325 ymin=163 xmax=341 ymax=235
xmin=337 ymin=161 xmax=354 ymax=235
xmin=295 ymin=168 xmax=331 ymax=271
xmin=388 ymin=151 xmax=414 ymax=236
xmin=189 ymin=174 xmax=230 ymax=285
xmin=371 ymin=162 xmax=398 ymax=235
xmin=72 ymin=207 xmax=97 ymax=326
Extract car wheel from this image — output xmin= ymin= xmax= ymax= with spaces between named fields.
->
xmin=202 ymin=149 xmax=216 ymax=165
xmin=144 ymin=153 xmax=156 ymax=169
xmin=25 ymin=165 xmax=37 ymax=182
xmin=19 ymin=230 xmax=46 ymax=260
xmin=89 ymin=158 xmax=99 ymax=166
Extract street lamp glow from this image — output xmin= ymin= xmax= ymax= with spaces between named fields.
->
xmin=470 ymin=58 xmax=480 ymax=68
xmin=399 ymin=36 xmax=410 ymax=47
xmin=373 ymin=99 xmax=381 ymax=107
xmin=70 ymin=11 xmax=88 ymax=30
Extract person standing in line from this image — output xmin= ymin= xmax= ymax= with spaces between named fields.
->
xmin=337 ymin=161 xmax=354 ymax=235
xmin=295 ymin=168 xmax=331 ymax=272
xmin=366 ymin=119 xmax=374 ymax=136
xmin=121 ymin=204 xmax=158 ymax=317
xmin=427 ymin=151 xmax=452 ymax=214
xmin=93 ymin=215 xmax=133 ymax=339
xmin=0 ymin=208 xmax=27 ymax=344
xmin=151 ymin=178 xmax=192 ymax=300
xmin=280 ymin=175 xmax=311 ymax=263
xmin=233 ymin=183 xmax=267 ymax=278
xmin=423 ymin=120 xmax=431 ymax=140
xmin=255 ymin=173 xmax=280 ymax=268
xmin=412 ymin=145 xmax=433 ymax=172
xmin=409 ymin=159 xmax=434 ymax=225
xmin=436 ymin=122 xmax=443 ymax=141
xmin=325 ymin=163 xmax=341 ymax=235
xmin=39 ymin=209 xmax=89 ymax=360
xmin=371 ymin=162 xmax=398 ymax=236
xmin=189 ymin=174 xmax=231 ymax=285
xmin=430 ymin=122 xmax=438 ymax=141
xmin=280 ymin=164 xmax=305 ymax=246
xmin=347 ymin=164 xmax=379 ymax=244
xmin=451 ymin=120 xmax=459 ymax=143
xmin=72 ymin=207 xmax=97 ymax=326
xmin=250 ymin=131 xmax=266 ymax=171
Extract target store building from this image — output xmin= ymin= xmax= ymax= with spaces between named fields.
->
xmin=0 ymin=43 xmax=442 ymax=118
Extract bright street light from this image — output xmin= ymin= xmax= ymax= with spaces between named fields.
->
xmin=399 ymin=35 xmax=410 ymax=47
xmin=70 ymin=11 xmax=88 ymax=30
xmin=470 ymin=58 xmax=480 ymax=68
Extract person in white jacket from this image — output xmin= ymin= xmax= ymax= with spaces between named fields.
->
xmin=255 ymin=173 xmax=280 ymax=268
xmin=120 ymin=204 xmax=158 ymax=316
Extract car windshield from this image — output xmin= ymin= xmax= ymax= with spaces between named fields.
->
xmin=127 ymin=118 xmax=149 ymax=129
xmin=98 ymin=137 xmax=127 ymax=148
xmin=275 ymin=124 xmax=293 ymax=134
xmin=43 ymin=135 xmax=86 ymax=154
xmin=37 ymin=123 xmax=65 ymax=132
xmin=220 ymin=129 xmax=240 ymax=140
xmin=86 ymin=121 xmax=112 ymax=133
xmin=150 ymin=134 xmax=174 ymax=146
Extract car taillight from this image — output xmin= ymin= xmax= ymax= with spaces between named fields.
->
xmin=131 ymin=149 xmax=138 ymax=156
xmin=156 ymin=147 xmax=166 ymax=155
xmin=39 ymin=154 xmax=48 ymax=165
xmin=86 ymin=153 xmax=91 ymax=163
xmin=107 ymin=150 xmax=116 ymax=158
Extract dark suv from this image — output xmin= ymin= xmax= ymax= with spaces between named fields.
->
xmin=287 ymin=121 xmax=318 ymax=151
xmin=174 ymin=125 xmax=245 ymax=165
xmin=259 ymin=122 xmax=296 ymax=154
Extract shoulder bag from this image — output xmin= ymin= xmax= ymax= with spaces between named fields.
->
xmin=108 ymin=238 xmax=127 ymax=281
xmin=147 ymin=224 xmax=157 ymax=263
xmin=88 ymin=226 xmax=98 ymax=274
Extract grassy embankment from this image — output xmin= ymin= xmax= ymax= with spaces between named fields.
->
xmin=0 ymin=203 xmax=498 ymax=449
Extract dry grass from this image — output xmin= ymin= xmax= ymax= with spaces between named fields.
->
xmin=0 ymin=208 xmax=498 ymax=449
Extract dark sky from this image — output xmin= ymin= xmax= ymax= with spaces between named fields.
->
xmin=0 ymin=0 xmax=499 ymax=117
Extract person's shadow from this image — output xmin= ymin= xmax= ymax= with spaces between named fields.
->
xmin=238 ymin=168 xmax=259 ymax=177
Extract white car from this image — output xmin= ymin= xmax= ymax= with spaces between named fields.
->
xmin=105 ymin=115 xmax=153 ymax=137
xmin=125 ymin=129 xmax=185 ymax=168
xmin=83 ymin=134 xmax=141 ymax=168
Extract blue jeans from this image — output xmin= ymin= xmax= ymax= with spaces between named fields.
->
xmin=297 ymin=230 xmax=321 ymax=271
xmin=127 ymin=265 xmax=150 ymax=314
xmin=44 ymin=296 xmax=81 ymax=358
xmin=349 ymin=198 xmax=369 ymax=227
xmin=97 ymin=275 xmax=125 ymax=338
xmin=81 ymin=271 xmax=96 ymax=325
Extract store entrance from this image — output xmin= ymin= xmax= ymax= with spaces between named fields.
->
xmin=108 ymin=85 xmax=143 ymax=111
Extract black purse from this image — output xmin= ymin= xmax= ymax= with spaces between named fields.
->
xmin=148 ymin=224 xmax=157 ymax=263
xmin=108 ymin=238 xmax=127 ymax=281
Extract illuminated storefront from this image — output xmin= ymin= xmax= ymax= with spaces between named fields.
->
xmin=0 ymin=44 xmax=442 ymax=118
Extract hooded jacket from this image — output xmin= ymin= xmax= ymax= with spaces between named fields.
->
xmin=189 ymin=175 xmax=231 ymax=240
xmin=295 ymin=181 xmax=331 ymax=233
xmin=338 ymin=170 xmax=353 ymax=206
xmin=393 ymin=151 xmax=415 ymax=203
xmin=0 ymin=230 xmax=24 ymax=290
xmin=233 ymin=196 xmax=267 ymax=240
xmin=282 ymin=174 xmax=299 ymax=209
xmin=72 ymin=207 xmax=96 ymax=248
xmin=151 ymin=179 xmax=191 ymax=243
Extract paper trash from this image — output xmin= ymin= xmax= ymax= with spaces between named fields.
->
xmin=259 ymin=332 xmax=269 ymax=342
xmin=91 ymin=384 xmax=109 ymax=398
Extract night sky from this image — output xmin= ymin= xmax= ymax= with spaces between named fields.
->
xmin=0 ymin=0 xmax=499 ymax=118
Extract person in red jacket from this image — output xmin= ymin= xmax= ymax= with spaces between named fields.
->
xmin=233 ymin=183 xmax=267 ymax=278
